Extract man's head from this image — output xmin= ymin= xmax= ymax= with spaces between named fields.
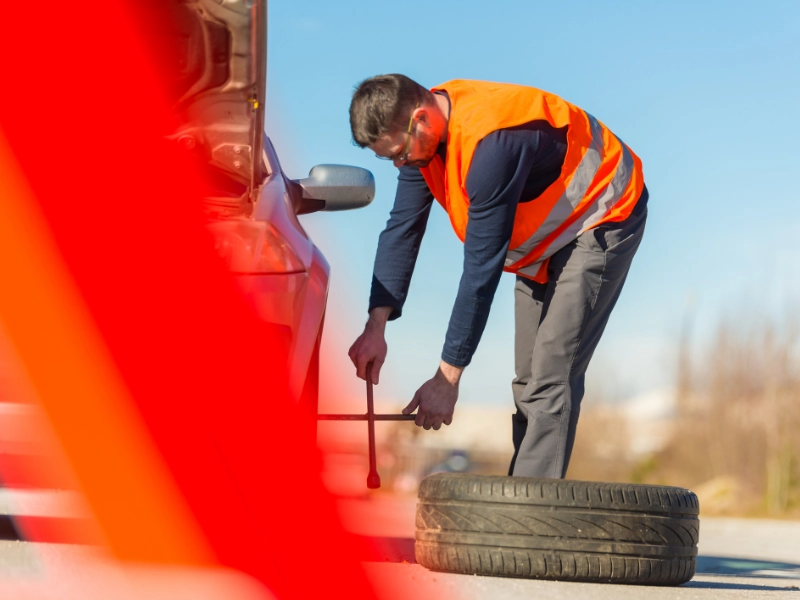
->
xmin=349 ymin=74 xmax=447 ymax=168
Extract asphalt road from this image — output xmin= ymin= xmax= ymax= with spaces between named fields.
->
xmin=339 ymin=495 xmax=800 ymax=599
xmin=0 ymin=490 xmax=798 ymax=598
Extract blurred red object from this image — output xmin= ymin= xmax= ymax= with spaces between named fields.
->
xmin=0 ymin=2 xmax=374 ymax=599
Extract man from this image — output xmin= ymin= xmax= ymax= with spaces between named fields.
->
xmin=347 ymin=75 xmax=647 ymax=479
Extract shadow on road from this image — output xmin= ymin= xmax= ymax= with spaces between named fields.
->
xmin=696 ymin=556 xmax=800 ymax=579
xmin=684 ymin=580 xmax=800 ymax=591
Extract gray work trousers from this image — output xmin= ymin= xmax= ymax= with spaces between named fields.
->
xmin=509 ymin=199 xmax=647 ymax=478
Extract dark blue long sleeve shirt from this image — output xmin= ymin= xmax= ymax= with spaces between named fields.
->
xmin=369 ymin=120 xmax=569 ymax=367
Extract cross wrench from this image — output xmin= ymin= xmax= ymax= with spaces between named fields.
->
xmin=317 ymin=363 xmax=415 ymax=489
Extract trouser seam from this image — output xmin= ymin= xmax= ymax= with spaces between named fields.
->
xmin=552 ymin=385 xmax=570 ymax=478
xmin=565 ymin=239 xmax=607 ymax=380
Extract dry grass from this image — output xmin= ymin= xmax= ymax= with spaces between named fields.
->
xmin=566 ymin=406 xmax=637 ymax=484
xmin=666 ymin=317 xmax=800 ymax=516
xmin=569 ymin=314 xmax=800 ymax=517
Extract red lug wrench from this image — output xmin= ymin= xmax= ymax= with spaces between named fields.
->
xmin=317 ymin=362 xmax=415 ymax=489
xmin=365 ymin=363 xmax=380 ymax=488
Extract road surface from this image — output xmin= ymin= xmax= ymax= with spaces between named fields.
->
xmin=0 ymin=489 xmax=797 ymax=598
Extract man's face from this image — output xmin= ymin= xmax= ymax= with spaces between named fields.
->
xmin=370 ymin=110 xmax=440 ymax=168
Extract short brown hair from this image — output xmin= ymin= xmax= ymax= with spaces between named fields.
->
xmin=349 ymin=74 xmax=434 ymax=148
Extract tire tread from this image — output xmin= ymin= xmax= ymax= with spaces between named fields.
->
xmin=416 ymin=474 xmax=698 ymax=586
xmin=416 ymin=542 xmax=696 ymax=585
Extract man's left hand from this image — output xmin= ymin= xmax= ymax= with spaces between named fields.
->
xmin=402 ymin=361 xmax=463 ymax=430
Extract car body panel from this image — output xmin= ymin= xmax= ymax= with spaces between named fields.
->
xmin=235 ymin=145 xmax=330 ymax=399
xmin=162 ymin=0 xmax=368 ymax=408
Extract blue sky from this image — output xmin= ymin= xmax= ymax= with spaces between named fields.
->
xmin=265 ymin=0 xmax=800 ymax=408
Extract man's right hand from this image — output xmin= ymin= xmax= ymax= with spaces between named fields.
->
xmin=348 ymin=307 xmax=392 ymax=385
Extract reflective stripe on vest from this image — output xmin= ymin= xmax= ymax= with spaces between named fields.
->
xmin=419 ymin=80 xmax=644 ymax=283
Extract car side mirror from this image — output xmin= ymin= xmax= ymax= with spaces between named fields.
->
xmin=294 ymin=164 xmax=375 ymax=215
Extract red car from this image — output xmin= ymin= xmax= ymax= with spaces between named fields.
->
xmin=164 ymin=0 xmax=374 ymax=423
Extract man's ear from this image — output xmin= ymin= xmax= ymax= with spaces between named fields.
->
xmin=415 ymin=107 xmax=431 ymax=127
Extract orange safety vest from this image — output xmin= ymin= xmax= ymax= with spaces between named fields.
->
xmin=419 ymin=80 xmax=644 ymax=283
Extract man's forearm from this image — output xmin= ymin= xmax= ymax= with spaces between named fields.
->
xmin=440 ymin=128 xmax=530 ymax=367
xmin=439 ymin=359 xmax=464 ymax=385
xmin=367 ymin=306 xmax=393 ymax=332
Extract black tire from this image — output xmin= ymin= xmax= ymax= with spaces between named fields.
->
xmin=415 ymin=473 xmax=699 ymax=586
